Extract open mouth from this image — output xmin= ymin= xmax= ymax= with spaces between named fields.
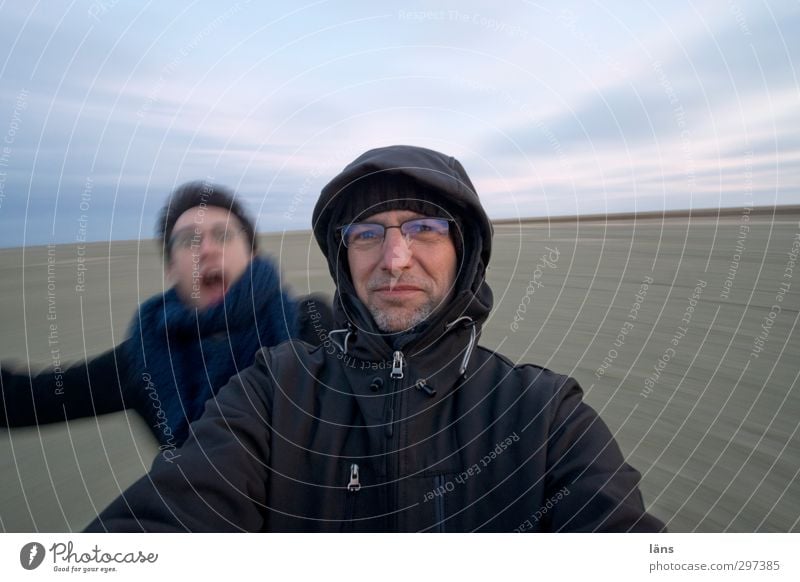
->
xmin=200 ymin=268 xmax=226 ymax=304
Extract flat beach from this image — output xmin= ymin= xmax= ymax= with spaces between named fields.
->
xmin=2 ymin=209 xmax=798 ymax=532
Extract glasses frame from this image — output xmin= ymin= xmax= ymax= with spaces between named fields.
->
xmin=337 ymin=217 xmax=455 ymax=250
xmin=168 ymin=225 xmax=246 ymax=253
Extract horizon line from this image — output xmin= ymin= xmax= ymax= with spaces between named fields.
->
xmin=3 ymin=204 xmax=798 ymax=251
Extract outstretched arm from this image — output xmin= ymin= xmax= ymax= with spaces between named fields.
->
xmin=0 ymin=343 xmax=128 ymax=427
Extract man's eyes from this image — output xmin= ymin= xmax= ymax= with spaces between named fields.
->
xmin=174 ymin=233 xmax=194 ymax=247
xmin=210 ymin=228 xmax=231 ymax=242
xmin=344 ymin=220 xmax=446 ymax=246
xmin=353 ymin=228 xmax=379 ymax=240
xmin=406 ymin=222 xmax=434 ymax=234
xmin=172 ymin=227 xmax=233 ymax=248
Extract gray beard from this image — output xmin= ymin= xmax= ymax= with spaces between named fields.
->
xmin=369 ymin=301 xmax=435 ymax=333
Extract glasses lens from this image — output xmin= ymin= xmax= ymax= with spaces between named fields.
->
xmin=170 ymin=226 xmax=243 ymax=252
xmin=343 ymin=223 xmax=384 ymax=248
xmin=210 ymin=226 xmax=232 ymax=245
xmin=170 ymin=231 xmax=193 ymax=251
xmin=401 ymin=218 xmax=450 ymax=241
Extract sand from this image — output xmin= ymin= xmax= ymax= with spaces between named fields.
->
xmin=1 ymin=211 xmax=798 ymax=531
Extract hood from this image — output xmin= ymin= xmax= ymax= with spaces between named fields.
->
xmin=312 ymin=145 xmax=494 ymax=355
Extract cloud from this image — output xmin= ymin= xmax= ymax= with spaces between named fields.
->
xmin=1 ymin=1 xmax=798 ymax=246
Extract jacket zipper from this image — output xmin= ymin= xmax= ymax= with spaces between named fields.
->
xmin=385 ymin=350 xmax=405 ymax=530
xmin=434 ymin=474 xmax=446 ymax=533
xmin=390 ymin=350 xmax=404 ymax=379
xmin=342 ymin=463 xmax=360 ymax=532
xmin=385 ymin=351 xmax=404 ymax=438
xmin=347 ymin=462 xmax=362 ymax=492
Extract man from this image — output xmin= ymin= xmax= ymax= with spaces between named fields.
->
xmin=87 ymin=146 xmax=664 ymax=531
xmin=1 ymin=181 xmax=319 ymax=449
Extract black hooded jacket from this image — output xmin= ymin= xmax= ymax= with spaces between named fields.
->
xmin=86 ymin=145 xmax=664 ymax=532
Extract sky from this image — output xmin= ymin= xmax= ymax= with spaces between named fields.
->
xmin=0 ymin=0 xmax=797 ymax=247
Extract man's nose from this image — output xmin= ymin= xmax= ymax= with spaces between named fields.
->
xmin=197 ymin=232 xmax=221 ymax=256
xmin=380 ymin=228 xmax=413 ymax=271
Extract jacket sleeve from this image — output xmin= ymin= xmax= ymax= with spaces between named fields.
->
xmin=84 ymin=349 xmax=274 ymax=532
xmin=543 ymin=376 xmax=666 ymax=532
xmin=0 ymin=342 xmax=129 ymax=427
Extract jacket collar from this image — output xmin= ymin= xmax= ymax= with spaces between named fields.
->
xmin=328 ymin=279 xmax=492 ymax=381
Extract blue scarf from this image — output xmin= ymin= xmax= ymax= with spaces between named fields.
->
xmin=125 ymin=256 xmax=296 ymax=446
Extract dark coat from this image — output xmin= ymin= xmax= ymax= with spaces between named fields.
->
xmin=86 ymin=146 xmax=664 ymax=532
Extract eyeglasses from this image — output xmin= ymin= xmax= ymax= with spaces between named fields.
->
xmin=338 ymin=217 xmax=454 ymax=251
xmin=169 ymin=225 xmax=246 ymax=252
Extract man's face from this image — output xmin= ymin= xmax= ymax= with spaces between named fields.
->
xmin=166 ymin=205 xmax=253 ymax=310
xmin=347 ymin=209 xmax=458 ymax=332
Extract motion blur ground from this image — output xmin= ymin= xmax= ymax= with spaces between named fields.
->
xmin=1 ymin=210 xmax=799 ymax=531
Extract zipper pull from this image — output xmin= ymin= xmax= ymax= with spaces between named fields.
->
xmin=415 ymin=379 xmax=436 ymax=397
xmin=347 ymin=463 xmax=361 ymax=492
xmin=391 ymin=350 xmax=405 ymax=379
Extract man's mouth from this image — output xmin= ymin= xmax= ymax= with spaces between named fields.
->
xmin=199 ymin=267 xmax=227 ymax=303
xmin=372 ymin=285 xmax=423 ymax=294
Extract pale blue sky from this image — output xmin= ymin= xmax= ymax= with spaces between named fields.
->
xmin=0 ymin=0 xmax=797 ymax=247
